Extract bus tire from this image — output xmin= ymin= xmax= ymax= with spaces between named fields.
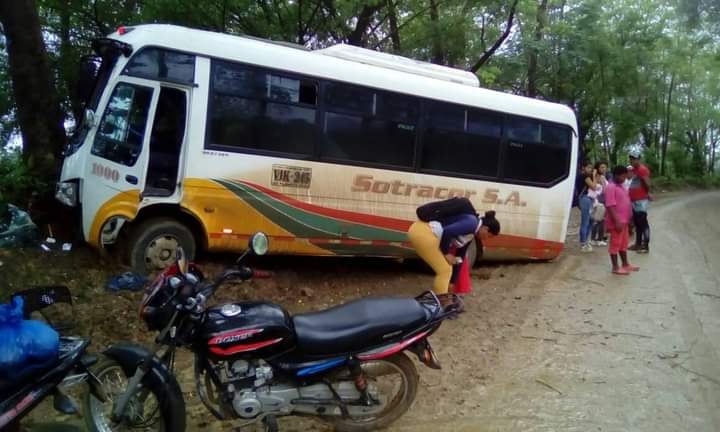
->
xmin=466 ymin=240 xmax=478 ymax=268
xmin=127 ymin=218 xmax=196 ymax=274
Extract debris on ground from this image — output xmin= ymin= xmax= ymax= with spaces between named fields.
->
xmin=0 ymin=203 xmax=39 ymax=248
xmin=107 ymin=272 xmax=147 ymax=293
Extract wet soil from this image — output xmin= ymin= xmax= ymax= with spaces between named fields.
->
xmin=3 ymin=191 xmax=720 ymax=431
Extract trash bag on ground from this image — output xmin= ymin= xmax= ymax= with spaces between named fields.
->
xmin=0 ymin=296 xmax=60 ymax=377
xmin=0 ymin=203 xmax=40 ymax=248
xmin=107 ymin=272 xmax=147 ymax=292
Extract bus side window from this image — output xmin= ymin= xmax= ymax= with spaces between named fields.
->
xmin=322 ymin=83 xmax=416 ymax=168
xmin=207 ymin=60 xmax=319 ymax=156
xmin=504 ymin=118 xmax=570 ymax=184
xmin=421 ymin=103 xmax=502 ymax=179
xmin=123 ymin=48 xmax=195 ymax=84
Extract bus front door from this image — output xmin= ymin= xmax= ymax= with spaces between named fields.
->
xmin=143 ymin=86 xmax=188 ymax=198
xmin=81 ymin=79 xmax=159 ymax=247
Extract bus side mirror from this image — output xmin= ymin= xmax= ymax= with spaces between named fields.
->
xmin=84 ymin=109 xmax=97 ymax=129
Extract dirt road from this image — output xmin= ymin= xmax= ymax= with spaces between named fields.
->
xmin=13 ymin=191 xmax=720 ymax=431
xmin=385 ymin=190 xmax=720 ymax=432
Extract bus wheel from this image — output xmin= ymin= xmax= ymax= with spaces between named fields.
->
xmin=466 ymin=240 xmax=478 ymax=268
xmin=127 ymin=218 xmax=196 ymax=274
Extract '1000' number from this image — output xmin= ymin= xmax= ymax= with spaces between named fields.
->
xmin=91 ymin=163 xmax=119 ymax=183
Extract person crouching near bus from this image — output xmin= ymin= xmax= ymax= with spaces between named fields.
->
xmin=605 ymin=165 xmax=640 ymax=275
xmin=407 ymin=210 xmax=500 ymax=310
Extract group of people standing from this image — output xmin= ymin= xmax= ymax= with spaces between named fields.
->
xmin=576 ymin=151 xmax=652 ymax=274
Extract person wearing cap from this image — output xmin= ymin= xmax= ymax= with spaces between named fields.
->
xmin=628 ymin=151 xmax=651 ymax=253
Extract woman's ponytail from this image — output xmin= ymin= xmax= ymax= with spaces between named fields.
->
xmin=482 ymin=211 xmax=501 ymax=236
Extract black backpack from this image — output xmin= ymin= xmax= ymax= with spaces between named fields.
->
xmin=416 ymin=197 xmax=477 ymax=223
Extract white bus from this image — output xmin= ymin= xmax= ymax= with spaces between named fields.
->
xmin=56 ymin=24 xmax=579 ymax=273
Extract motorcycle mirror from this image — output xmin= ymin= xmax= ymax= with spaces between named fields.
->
xmin=176 ymin=247 xmax=189 ymax=274
xmin=249 ymin=232 xmax=269 ymax=256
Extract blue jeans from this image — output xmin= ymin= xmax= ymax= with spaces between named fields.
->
xmin=579 ymin=196 xmax=594 ymax=244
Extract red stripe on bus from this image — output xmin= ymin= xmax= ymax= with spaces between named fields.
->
xmin=239 ymin=181 xmax=413 ymax=232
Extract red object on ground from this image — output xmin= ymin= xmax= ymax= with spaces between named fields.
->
xmin=454 ymin=258 xmax=472 ymax=294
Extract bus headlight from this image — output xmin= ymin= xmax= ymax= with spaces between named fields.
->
xmin=56 ymin=181 xmax=78 ymax=207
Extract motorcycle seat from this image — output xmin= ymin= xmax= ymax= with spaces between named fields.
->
xmin=292 ymin=297 xmax=430 ymax=356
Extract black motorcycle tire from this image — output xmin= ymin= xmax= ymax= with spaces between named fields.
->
xmin=332 ymin=353 xmax=419 ymax=432
xmin=83 ymin=357 xmax=185 ymax=432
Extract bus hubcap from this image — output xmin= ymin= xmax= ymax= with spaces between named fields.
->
xmin=145 ymin=235 xmax=179 ymax=269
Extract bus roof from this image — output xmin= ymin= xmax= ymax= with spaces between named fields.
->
xmin=109 ymin=24 xmax=577 ymax=130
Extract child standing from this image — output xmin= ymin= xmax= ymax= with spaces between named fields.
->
xmin=604 ymin=166 xmax=640 ymax=275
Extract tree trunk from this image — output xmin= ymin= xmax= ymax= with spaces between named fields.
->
xmin=386 ymin=0 xmax=401 ymax=52
xmin=468 ymin=0 xmax=519 ymax=73
xmin=527 ymin=0 xmax=548 ymax=98
xmin=710 ymin=128 xmax=717 ymax=174
xmin=347 ymin=4 xmax=383 ymax=47
xmin=0 ymin=0 xmax=66 ymax=177
xmin=429 ymin=0 xmax=445 ymax=65
xmin=660 ymin=72 xmax=675 ymax=176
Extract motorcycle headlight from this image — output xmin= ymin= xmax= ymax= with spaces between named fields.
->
xmin=56 ymin=181 xmax=78 ymax=207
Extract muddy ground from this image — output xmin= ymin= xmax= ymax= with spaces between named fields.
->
xmin=2 ymin=191 xmax=719 ymax=431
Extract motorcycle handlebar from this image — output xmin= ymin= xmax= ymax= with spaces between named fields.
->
xmin=190 ymin=266 xmax=273 ymax=307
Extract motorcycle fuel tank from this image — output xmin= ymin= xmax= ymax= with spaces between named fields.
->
xmin=201 ymin=301 xmax=295 ymax=358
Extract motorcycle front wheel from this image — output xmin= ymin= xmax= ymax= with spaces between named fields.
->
xmin=84 ymin=357 xmax=183 ymax=432
xmin=332 ymin=353 xmax=419 ymax=432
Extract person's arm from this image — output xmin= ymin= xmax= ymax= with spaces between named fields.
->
xmin=604 ymin=187 xmax=623 ymax=232
xmin=606 ymin=206 xmax=623 ymax=232
xmin=439 ymin=216 xmax=478 ymax=254
xmin=585 ymin=173 xmax=597 ymax=190
xmin=638 ymin=166 xmax=651 ymax=190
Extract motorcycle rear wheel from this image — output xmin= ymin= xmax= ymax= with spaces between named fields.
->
xmin=332 ymin=353 xmax=419 ymax=432
xmin=84 ymin=357 xmax=182 ymax=432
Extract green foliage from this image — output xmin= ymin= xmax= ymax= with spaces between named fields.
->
xmin=0 ymin=0 xmax=718 ymax=189
xmin=0 ymin=148 xmax=49 ymax=206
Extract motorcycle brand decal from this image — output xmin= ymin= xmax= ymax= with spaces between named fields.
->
xmin=209 ymin=338 xmax=284 ymax=356
xmin=352 ymin=174 xmax=527 ymax=207
xmin=0 ymin=391 xmax=40 ymax=428
xmin=209 ymin=328 xmax=264 ymax=346
xmin=220 ymin=304 xmax=243 ymax=317
xmin=272 ymin=164 xmax=312 ymax=188
xmin=357 ymin=331 xmax=430 ymax=361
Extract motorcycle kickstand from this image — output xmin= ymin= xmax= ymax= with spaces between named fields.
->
xmin=322 ymin=379 xmax=351 ymax=418
xmin=263 ymin=415 xmax=279 ymax=432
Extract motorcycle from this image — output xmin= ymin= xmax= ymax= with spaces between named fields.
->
xmin=92 ymin=233 xmax=462 ymax=431
xmin=0 ymin=286 xmax=108 ymax=431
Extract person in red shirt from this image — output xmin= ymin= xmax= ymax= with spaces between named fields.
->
xmin=628 ymin=151 xmax=651 ymax=253
xmin=605 ymin=165 xmax=640 ymax=275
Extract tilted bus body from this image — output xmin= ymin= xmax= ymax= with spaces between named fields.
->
xmin=56 ymin=24 xmax=578 ymax=272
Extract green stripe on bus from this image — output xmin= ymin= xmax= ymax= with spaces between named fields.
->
xmin=216 ymin=179 xmax=408 ymax=242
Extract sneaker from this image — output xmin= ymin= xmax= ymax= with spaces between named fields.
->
xmin=637 ymin=247 xmax=649 ymax=254
xmin=598 ymin=240 xmax=608 ymax=246
xmin=581 ymin=243 xmax=593 ymax=253
xmin=612 ymin=268 xmax=630 ymax=275
xmin=628 ymin=244 xmax=641 ymax=251
xmin=623 ymin=265 xmax=640 ymax=272
xmin=590 ymin=240 xmax=598 ymax=246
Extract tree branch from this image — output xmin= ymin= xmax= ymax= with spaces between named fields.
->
xmin=372 ymin=3 xmax=436 ymax=50
xmin=468 ymin=0 xmax=519 ymax=73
